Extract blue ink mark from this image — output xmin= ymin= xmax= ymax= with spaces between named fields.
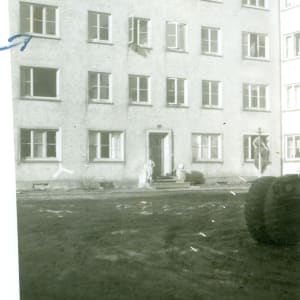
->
xmin=0 ymin=34 xmax=32 ymax=52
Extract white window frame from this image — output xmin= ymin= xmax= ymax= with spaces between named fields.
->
xmin=243 ymin=83 xmax=269 ymax=110
xmin=242 ymin=0 xmax=268 ymax=9
xmin=166 ymin=22 xmax=187 ymax=51
xmin=243 ymin=32 xmax=269 ymax=59
xmin=284 ymin=32 xmax=300 ymax=59
xmin=88 ymin=11 xmax=112 ymax=43
xmin=20 ymin=66 xmax=59 ymax=100
xmin=243 ymin=134 xmax=269 ymax=162
xmin=88 ymin=72 xmax=112 ymax=103
xmin=201 ymin=27 xmax=222 ymax=55
xmin=167 ymin=77 xmax=188 ymax=106
xmin=129 ymin=75 xmax=151 ymax=104
xmin=202 ymin=80 xmax=222 ymax=108
xmin=285 ymin=135 xmax=300 ymax=161
xmin=20 ymin=128 xmax=61 ymax=161
xmin=286 ymin=83 xmax=300 ymax=110
xmin=20 ymin=2 xmax=59 ymax=37
xmin=128 ymin=17 xmax=151 ymax=47
xmin=192 ymin=133 xmax=222 ymax=162
xmin=88 ymin=131 xmax=125 ymax=162
xmin=283 ymin=0 xmax=300 ymax=9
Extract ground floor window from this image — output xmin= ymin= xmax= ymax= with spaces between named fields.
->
xmin=192 ymin=134 xmax=222 ymax=162
xmin=243 ymin=134 xmax=269 ymax=161
xmin=285 ymin=135 xmax=300 ymax=160
xmin=89 ymin=131 xmax=124 ymax=161
xmin=20 ymin=129 xmax=59 ymax=160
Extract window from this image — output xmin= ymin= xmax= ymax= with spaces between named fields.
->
xmin=286 ymin=135 xmax=300 ymax=160
xmin=192 ymin=134 xmax=222 ymax=162
xmin=89 ymin=131 xmax=124 ymax=161
xmin=20 ymin=2 xmax=57 ymax=36
xmin=243 ymin=84 xmax=269 ymax=110
xmin=286 ymin=84 xmax=300 ymax=110
xmin=128 ymin=17 xmax=150 ymax=47
xmin=167 ymin=78 xmax=187 ymax=106
xmin=20 ymin=67 xmax=58 ymax=99
xmin=129 ymin=75 xmax=150 ymax=104
xmin=243 ymin=32 xmax=269 ymax=59
xmin=88 ymin=12 xmax=111 ymax=42
xmin=20 ymin=129 xmax=60 ymax=160
xmin=166 ymin=22 xmax=186 ymax=51
xmin=285 ymin=33 xmax=300 ymax=58
xmin=243 ymin=135 xmax=269 ymax=161
xmin=201 ymin=27 xmax=221 ymax=55
xmin=88 ymin=72 xmax=111 ymax=102
xmin=284 ymin=0 xmax=300 ymax=8
xmin=242 ymin=0 xmax=267 ymax=8
xmin=202 ymin=80 xmax=222 ymax=108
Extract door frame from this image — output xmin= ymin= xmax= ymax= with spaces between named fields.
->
xmin=146 ymin=129 xmax=173 ymax=176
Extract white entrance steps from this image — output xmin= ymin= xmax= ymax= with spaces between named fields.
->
xmin=151 ymin=176 xmax=191 ymax=190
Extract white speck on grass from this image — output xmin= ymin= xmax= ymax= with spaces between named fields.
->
xmin=140 ymin=211 xmax=152 ymax=215
xmin=211 ymin=219 xmax=215 ymax=223
xmin=190 ymin=246 xmax=199 ymax=253
xmin=111 ymin=229 xmax=139 ymax=235
xmin=230 ymin=191 xmax=236 ymax=196
xmin=198 ymin=232 xmax=207 ymax=238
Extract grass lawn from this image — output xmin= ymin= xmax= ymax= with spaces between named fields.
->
xmin=17 ymin=191 xmax=300 ymax=300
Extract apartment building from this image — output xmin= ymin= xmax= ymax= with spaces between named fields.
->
xmin=9 ymin=0 xmax=282 ymax=189
xmin=281 ymin=0 xmax=300 ymax=174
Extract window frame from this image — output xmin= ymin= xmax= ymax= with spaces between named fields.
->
xmin=20 ymin=66 xmax=59 ymax=100
xmin=166 ymin=77 xmax=188 ymax=107
xmin=128 ymin=75 xmax=151 ymax=105
xmin=88 ymin=71 xmax=112 ymax=103
xmin=88 ymin=130 xmax=125 ymax=162
xmin=201 ymin=26 xmax=222 ymax=56
xmin=20 ymin=2 xmax=59 ymax=38
xmin=242 ymin=32 xmax=269 ymax=60
xmin=20 ymin=128 xmax=61 ymax=162
xmin=243 ymin=134 xmax=270 ymax=162
xmin=243 ymin=83 xmax=269 ymax=111
xmin=284 ymin=32 xmax=300 ymax=59
xmin=202 ymin=80 xmax=222 ymax=108
xmin=128 ymin=17 xmax=151 ymax=48
xmin=166 ymin=21 xmax=187 ymax=52
xmin=282 ymin=0 xmax=300 ymax=9
xmin=285 ymin=135 xmax=300 ymax=161
xmin=88 ymin=11 xmax=112 ymax=43
xmin=285 ymin=83 xmax=300 ymax=110
xmin=192 ymin=133 xmax=223 ymax=162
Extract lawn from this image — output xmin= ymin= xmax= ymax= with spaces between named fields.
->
xmin=17 ymin=191 xmax=300 ymax=300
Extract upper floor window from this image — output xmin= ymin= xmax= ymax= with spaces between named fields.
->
xmin=284 ymin=0 xmax=300 ymax=8
xmin=129 ymin=75 xmax=150 ymax=104
xmin=20 ymin=129 xmax=60 ymax=161
xmin=243 ymin=84 xmax=269 ymax=110
xmin=88 ymin=72 xmax=111 ymax=103
xmin=242 ymin=0 xmax=267 ymax=9
xmin=202 ymin=80 xmax=222 ymax=108
xmin=201 ymin=27 xmax=221 ymax=55
xmin=20 ymin=2 xmax=57 ymax=37
xmin=166 ymin=22 xmax=187 ymax=52
xmin=242 ymin=32 xmax=269 ymax=59
xmin=128 ymin=17 xmax=150 ymax=47
xmin=20 ymin=66 xmax=58 ymax=99
xmin=285 ymin=33 xmax=300 ymax=59
xmin=243 ymin=134 xmax=269 ymax=161
xmin=167 ymin=78 xmax=187 ymax=106
xmin=192 ymin=134 xmax=222 ymax=162
xmin=89 ymin=131 xmax=124 ymax=161
xmin=88 ymin=12 xmax=111 ymax=43
xmin=285 ymin=135 xmax=300 ymax=160
xmin=286 ymin=84 xmax=300 ymax=110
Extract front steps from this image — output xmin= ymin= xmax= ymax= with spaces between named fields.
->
xmin=151 ymin=176 xmax=191 ymax=190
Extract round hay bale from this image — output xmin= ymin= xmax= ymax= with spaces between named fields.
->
xmin=264 ymin=175 xmax=300 ymax=246
xmin=245 ymin=176 xmax=276 ymax=244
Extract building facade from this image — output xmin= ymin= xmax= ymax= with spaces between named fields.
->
xmin=281 ymin=0 xmax=300 ymax=174
xmin=10 ymin=0 xmax=282 ymax=189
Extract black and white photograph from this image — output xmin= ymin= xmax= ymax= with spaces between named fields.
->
xmin=1 ymin=0 xmax=300 ymax=299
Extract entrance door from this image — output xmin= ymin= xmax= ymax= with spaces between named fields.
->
xmin=149 ymin=133 xmax=165 ymax=178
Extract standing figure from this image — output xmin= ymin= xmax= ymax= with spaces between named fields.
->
xmin=145 ymin=159 xmax=155 ymax=183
